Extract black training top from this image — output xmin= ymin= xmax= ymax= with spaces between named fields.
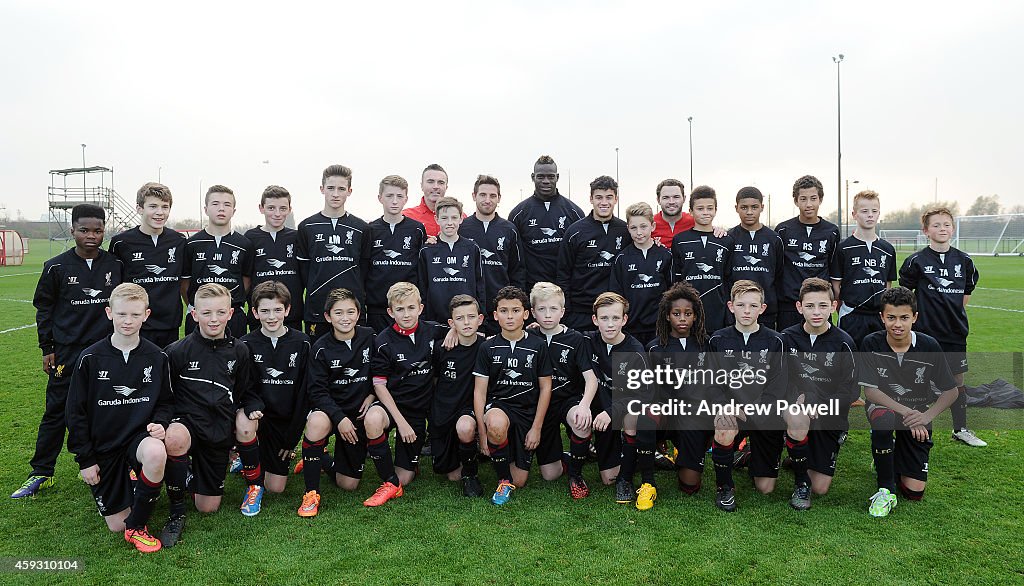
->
xmin=182 ymin=230 xmax=255 ymax=307
xmin=109 ymin=226 xmax=186 ymax=331
xmin=775 ymin=217 xmax=841 ymax=303
xmin=35 ymin=248 xmax=123 ymax=353
xmin=898 ymin=246 xmax=979 ymax=345
xmin=244 ymin=227 xmax=303 ymax=327
xmin=509 ymin=192 xmax=585 ymax=293
xmin=672 ymin=228 xmax=735 ymax=334
xmin=296 ymin=212 xmax=372 ymax=324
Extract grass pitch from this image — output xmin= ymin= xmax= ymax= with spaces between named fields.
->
xmin=1 ymin=241 xmax=1022 ymax=585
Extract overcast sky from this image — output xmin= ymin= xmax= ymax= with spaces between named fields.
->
xmin=2 ymin=1 xmax=1021 ymax=229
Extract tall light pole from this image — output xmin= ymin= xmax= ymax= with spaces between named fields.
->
xmin=615 ymin=147 xmax=620 ymax=216
xmin=687 ymin=116 xmax=694 ymax=189
xmin=833 ymin=54 xmax=844 ymax=238
xmin=158 ymin=166 xmax=162 ymax=183
xmin=845 ymin=179 xmax=859 ymax=236
xmin=81 ymin=143 xmax=87 ymax=194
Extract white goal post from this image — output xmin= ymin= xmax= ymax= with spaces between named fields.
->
xmin=954 ymin=213 xmax=1024 ymax=256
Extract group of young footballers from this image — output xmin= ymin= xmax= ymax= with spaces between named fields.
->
xmin=14 ymin=156 xmax=985 ymax=554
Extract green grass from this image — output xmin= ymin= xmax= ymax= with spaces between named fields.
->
xmin=1 ymin=241 xmax=1023 ymax=585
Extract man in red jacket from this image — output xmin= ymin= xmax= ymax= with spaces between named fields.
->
xmin=651 ymin=178 xmax=694 ymax=247
xmin=402 ymin=163 xmax=448 ymax=237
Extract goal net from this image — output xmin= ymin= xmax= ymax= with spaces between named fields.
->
xmin=878 ymin=229 xmax=927 ymax=253
xmin=954 ymin=213 xmax=1024 ymax=256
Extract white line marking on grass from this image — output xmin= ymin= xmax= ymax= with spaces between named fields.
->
xmin=0 ymin=298 xmax=32 ymax=304
xmin=0 ymin=272 xmax=41 ymax=278
xmin=0 ymin=324 xmax=35 ymax=334
xmin=975 ymin=287 xmax=1024 ymax=293
xmin=969 ymin=304 xmax=1024 ymax=314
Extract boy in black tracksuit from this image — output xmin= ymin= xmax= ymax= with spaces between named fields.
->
xmin=13 ymin=204 xmax=123 ymax=500
xmin=429 ymin=295 xmax=486 ymax=496
xmin=706 ymin=280 xmax=788 ymax=512
xmin=362 ymin=282 xmax=451 ymax=507
xmin=245 ymin=186 xmax=303 ymax=331
xmin=240 ymin=281 xmax=310 ymax=496
xmin=779 ymin=277 xmax=858 ymax=511
xmin=66 ymin=283 xmax=173 ymax=552
xmin=557 ymin=175 xmax=630 ymax=330
xmin=610 ymin=202 xmax=673 ymax=345
xmin=460 ymin=175 xmax=527 ymax=335
xmin=366 ymin=175 xmax=426 ymax=332
xmin=899 ymin=207 xmax=983 ymax=446
xmin=672 ymin=186 xmax=734 ymax=334
xmin=509 ymin=155 xmax=585 ymax=294
xmin=159 ymin=283 xmax=261 ymax=547
xmin=296 ymin=165 xmax=372 ymax=342
xmin=181 ymin=186 xmax=255 ymax=338
xmin=298 ymin=289 xmax=377 ymax=517
xmin=108 ymin=182 xmax=186 ymax=347
xmin=727 ymin=187 xmax=785 ymax=329
xmin=417 ymin=197 xmax=486 ymax=323
xmin=774 ymin=176 xmax=840 ymax=331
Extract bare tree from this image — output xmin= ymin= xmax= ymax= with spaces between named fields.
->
xmin=966 ymin=194 xmax=1002 ymax=216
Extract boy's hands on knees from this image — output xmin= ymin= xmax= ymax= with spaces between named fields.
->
xmin=397 ymin=421 xmax=417 ymax=444
xmin=338 ymin=417 xmax=359 ymax=444
xmin=902 ymin=409 xmax=930 ymax=429
xmin=478 ymin=436 xmax=490 ymax=456
xmin=525 ymin=426 xmax=541 ymax=451
xmin=593 ymin=410 xmax=611 ymax=432
xmin=147 ymin=422 xmax=166 ymax=440
xmin=248 ymin=410 xmax=264 ymax=420
xmin=277 ymin=449 xmax=291 ymax=462
xmin=80 ymin=464 xmax=100 ymax=486
xmin=357 ymin=395 xmax=375 ymax=419
xmin=572 ymin=406 xmax=592 ymax=431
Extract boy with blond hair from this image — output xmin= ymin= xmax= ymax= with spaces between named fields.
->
xmin=528 ymin=282 xmax=598 ymax=499
xmin=66 ymin=283 xmax=173 ymax=552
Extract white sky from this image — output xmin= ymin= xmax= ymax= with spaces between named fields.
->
xmin=2 ymin=1 xmax=1021 ymax=229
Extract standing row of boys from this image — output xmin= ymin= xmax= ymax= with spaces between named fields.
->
xmin=15 ymin=157 xmax=982 ymax=554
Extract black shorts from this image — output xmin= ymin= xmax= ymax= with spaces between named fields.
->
xmin=536 ymin=396 xmax=582 ymax=466
xmin=366 ymin=312 xmax=394 ymax=334
xmin=88 ymin=431 xmax=147 ymax=517
xmin=428 ymin=407 xmax=476 ymax=474
xmin=588 ymin=402 xmax=621 ymax=471
xmin=141 ymin=328 xmax=179 ymax=349
xmin=748 ymin=429 xmax=785 ymax=479
xmin=374 ymin=402 xmax=427 ymax=472
xmin=172 ymin=417 xmax=230 ymax=497
xmin=807 ymin=429 xmax=847 ymax=477
xmin=674 ymin=429 xmax=712 ymax=473
xmin=329 ymin=415 xmax=369 ymax=480
xmin=937 ymin=340 xmax=968 ymax=376
xmin=837 ymin=311 xmax=883 ymax=346
xmin=258 ymin=417 xmax=300 ymax=477
xmin=892 ymin=429 xmax=932 ymax=482
xmin=485 ymin=400 xmax=536 ymax=472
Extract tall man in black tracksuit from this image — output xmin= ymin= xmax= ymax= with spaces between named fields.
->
xmin=774 ymin=175 xmax=841 ymax=331
xmin=557 ymin=175 xmax=630 ymax=331
xmin=727 ymin=187 xmax=785 ymax=329
xmin=66 ymin=283 xmax=174 ymax=552
xmin=181 ymin=185 xmax=255 ymax=338
xmin=366 ymin=175 xmax=426 ymax=332
xmin=13 ymin=204 xmax=123 ymax=500
xmin=509 ymin=155 xmax=585 ymax=294
xmin=108 ymin=182 xmax=186 ymax=347
xmin=459 ymin=174 xmax=526 ymax=335
xmin=245 ymin=186 xmax=303 ymax=331
xmin=159 ymin=283 xmax=262 ymax=547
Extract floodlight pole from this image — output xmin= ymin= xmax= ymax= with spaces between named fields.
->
xmin=833 ymin=54 xmax=844 ymax=237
